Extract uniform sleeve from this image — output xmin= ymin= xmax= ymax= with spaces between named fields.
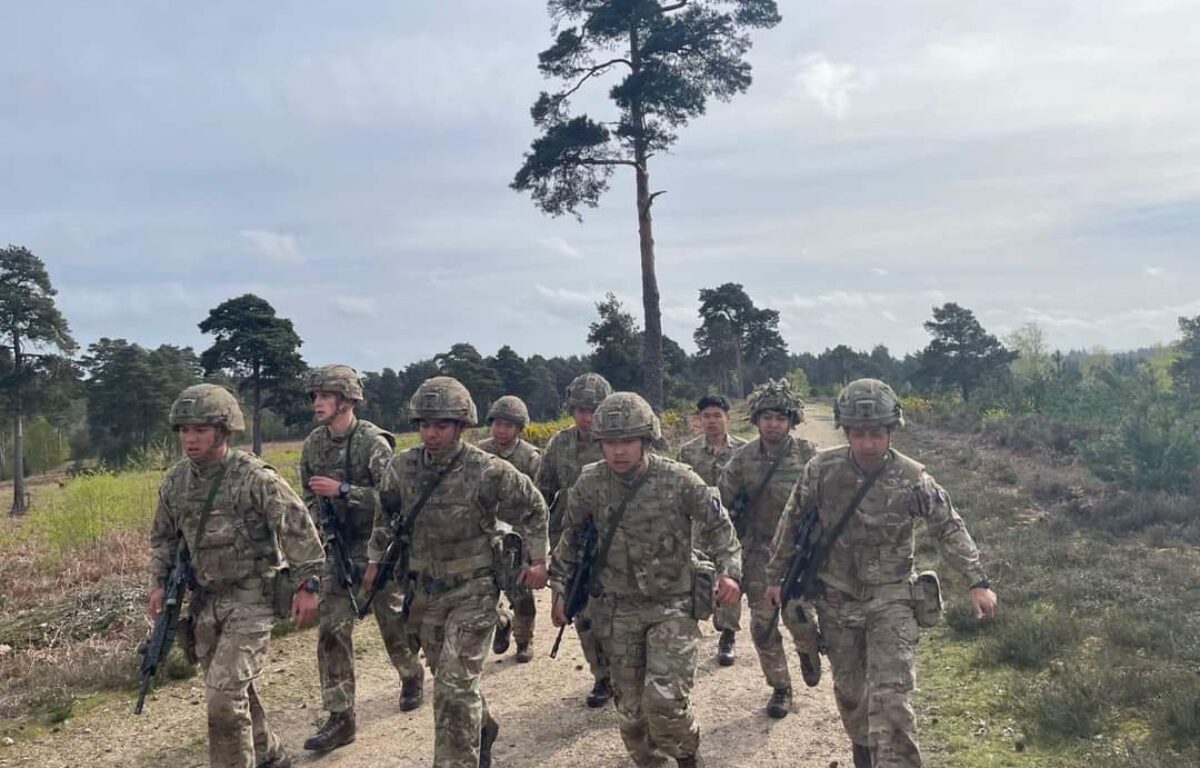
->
xmin=717 ymin=451 xmax=743 ymax=509
xmin=346 ymin=432 xmax=393 ymax=510
xmin=486 ymin=461 xmax=550 ymax=561
xmin=767 ymin=459 xmax=817 ymax=583
xmin=535 ymin=435 xmax=560 ymax=504
xmin=548 ymin=478 xmax=593 ymax=597
xmin=255 ymin=468 xmax=325 ymax=585
xmin=916 ymin=472 xmax=988 ymax=587
xmin=690 ymin=475 xmax=742 ymax=582
xmin=368 ymin=458 xmax=403 ymax=562
xmin=527 ymin=448 xmax=542 ymax=486
xmin=675 ymin=442 xmax=688 ymax=464
xmin=299 ymin=439 xmax=318 ymax=519
xmin=148 ymin=481 xmax=178 ymax=591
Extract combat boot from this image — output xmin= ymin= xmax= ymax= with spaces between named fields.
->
xmin=399 ymin=674 xmax=424 ymax=712
xmin=302 ymin=710 xmax=356 ymax=752
xmin=852 ymin=742 xmax=872 ymax=768
xmin=766 ymin=686 xmax=792 ymax=719
xmin=493 ymin=616 xmax=513 ymax=655
xmin=479 ymin=718 xmax=500 ymax=768
xmin=716 ymin=629 xmax=736 ymax=667
xmin=586 ymin=677 xmax=612 ymax=708
xmin=515 ymin=641 xmax=533 ymax=663
xmin=676 ymin=754 xmax=705 ymax=767
xmin=257 ymin=747 xmax=293 ymax=768
xmin=799 ymin=651 xmax=821 ymax=687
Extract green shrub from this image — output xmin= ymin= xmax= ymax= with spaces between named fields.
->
xmin=1158 ymin=673 xmax=1200 ymax=746
xmin=1019 ymin=669 xmax=1107 ymax=742
xmin=31 ymin=470 xmax=160 ymax=555
xmin=1081 ymin=404 xmax=1200 ymax=493
xmin=979 ymin=607 xmax=1080 ymax=670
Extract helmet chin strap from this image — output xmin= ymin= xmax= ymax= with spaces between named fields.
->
xmin=193 ymin=430 xmax=228 ymax=466
xmin=317 ymin=398 xmax=352 ymax=427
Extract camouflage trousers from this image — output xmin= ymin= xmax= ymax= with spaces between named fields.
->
xmin=816 ymin=588 xmax=922 ymax=768
xmin=577 ymin=601 xmax=609 ymax=683
xmin=496 ymin=589 xmax=537 ymax=645
xmin=192 ymin=586 xmax=282 ymax=768
xmin=317 ymin=557 xmax=422 ymax=713
xmin=714 ymin=542 xmax=819 ymax=689
xmin=413 ymin=574 xmax=500 ymax=768
xmin=592 ymin=593 xmax=702 ymax=767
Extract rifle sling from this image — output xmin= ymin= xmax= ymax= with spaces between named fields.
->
xmin=741 ymin=438 xmax=786 ymax=520
xmin=394 ymin=447 xmax=463 ymax=560
xmin=188 ymin=457 xmax=230 ymax=559
xmin=586 ymin=466 xmax=652 ymax=595
xmin=799 ymin=461 xmax=884 ymax=590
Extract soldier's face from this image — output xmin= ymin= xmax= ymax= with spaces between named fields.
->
xmin=178 ymin=424 xmax=221 ymax=461
xmin=601 ymin=437 xmax=644 ymax=474
xmin=847 ymin=426 xmax=891 ymax=469
xmin=310 ymin=391 xmax=340 ymax=421
xmin=490 ymin=417 xmax=520 ymax=446
xmin=698 ymin=406 xmax=729 ymax=438
xmin=756 ymin=410 xmax=791 ymax=444
xmin=573 ymin=407 xmax=596 ymax=434
xmin=419 ymin=419 xmax=464 ymax=452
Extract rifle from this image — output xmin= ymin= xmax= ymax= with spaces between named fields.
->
xmin=135 ymin=538 xmax=192 ymax=714
xmin=549 ymin=516 xmax=596 ymax=659
xmin=319 ymin=497 xmax=360 ymax=616
xmin=498 ymin=531 xmax=530 ymax=605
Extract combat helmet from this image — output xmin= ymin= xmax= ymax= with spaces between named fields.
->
xmin=834 ymin=378 xmax=904 ymax=429
xmin=409 ymin=376 xmax=478 ymax=426
xmin=747 ymin=378 xmax=804 ymax=426
xmin=565 ymin=372 xmax=613 ymax=410
xmin=487 ymin=395 xmax=530 ymax=429
xmin=592 ymin=392 xmax=662 ymax=442
xmin=169 ymin=383 xmax=246 ymax=432
xmin=305 ymin=364 xmax=364 ymax=402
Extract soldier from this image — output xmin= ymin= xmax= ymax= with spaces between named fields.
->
xmin=364 ymin=376 xmax=549 ymax=768
xmin=676 ymin=394 xmax=747 ymax=488
xmin=551 ymin=392 xmax=742 ymax=768
xmin=536 ymin=371 xmax=614 ymax=707
xmin=300 ymin=365 xmax=424 ymax=754
xmin=148 ymin=384 xmax=324 ymax=768
xmin=767 ymin=379 xmax=998 ymax=768
xmin=717 ymin=378 xmax=820 ymax=718
xmin=477 ymin=395 xmax=543 ymax=663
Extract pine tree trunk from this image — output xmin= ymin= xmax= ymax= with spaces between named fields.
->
xmin=10 ymin=339 xmax=26 ymax=516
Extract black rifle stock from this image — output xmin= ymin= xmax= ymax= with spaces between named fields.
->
xmin=358 ymin=511 xmax=408 ymax=620
xmin=135 ymin=538 xmax=192 ymax=714
xmin=319 ymin=497 xmax=360 ymax=616
xmin=549 ymin=517 xmax=596 ymax=659
xmin=757 ymin=504 xmax=820 ymax=646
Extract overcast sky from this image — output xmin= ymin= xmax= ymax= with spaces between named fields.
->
xmin=3 ymin=1 xmax=1198 ymax=371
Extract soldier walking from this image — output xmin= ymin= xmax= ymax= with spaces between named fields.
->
xmin=676 ymin=395 xmax=747 ymax=488
xmin=536 ymin=371 xmax=614 ymax=707
xmin=300 ymin=365 xmax=424 ymax=754
xmin=717 ymin=379 xmax=820 ymax=717
xmin=551 ymin=392 xmax=742 ymax=768
xmin=767 ymin=379 xmax=998 ymax=768
xmin=147 ymin=384 xmax=324 ymax=768
xmin=364 ymin=377 xmax=549 ymax=768
xmin=477 ymin=395 xmax=543 ymax=662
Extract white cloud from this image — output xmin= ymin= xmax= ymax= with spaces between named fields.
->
xmin=781 ymin=291 xmax=888 ymax=310
xmin=329 ymin=295 xmax=378 ymax=318
xmin=1143 ymin=266 xmax=1164 ymax=277
xmin=539 ymin=236 xmax=583 ymax=261
xmin=793 ymin=53 xmax=872 ymax=120
xmin=240 ymin=230 xmax=302 ymax=264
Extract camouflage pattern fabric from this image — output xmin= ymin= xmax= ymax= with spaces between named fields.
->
xmin=768 ymin=447 xmax=987 ymax=768
xmin=300 ymin=418 xmax=419 ymax=713
xmin=676 ymin=432 xmax=747 ymax=487
xmin=551 ymin=454 xmax=741 ymax=765
xmin=149 ymin=451 xmax=323 ymax=768
xmin=717 ymin=434 xmax=818 ymax=687
xmin=371 ymin=439 xmax=548 ymax=768
xmin=477 ymin=435 xmax=542 ymax=645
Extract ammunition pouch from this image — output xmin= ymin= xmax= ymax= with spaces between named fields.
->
xmin=262 ymin=570 xmax=294 ymax=620
xmin=690 ymin=554 xmax=717 ymax=621
xmin=912 ymin=570 xmax=943 ymax=628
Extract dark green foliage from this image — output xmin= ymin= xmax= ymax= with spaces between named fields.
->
xmin=917 ymin=303 xmax=1017 ymax=402
xmin=435 ymin=343 xmax=504 ymax=420
xmin=1158 ymin=674 xmax=1200 ymax=746
xmin=1018 ymin=669 xmax=1108 ymax=741
xmin=978 ymin=607 xmax=1080 ymax=670
xmin=693 ymin=282 xmax=788 ymax=396
xmin=588 ymin=292 xmax=642 ymax=391
xmin=359 ymin=368 xmax=407 ymax=432
xmin=1169 ymin=315 xmax=1200 ymax=405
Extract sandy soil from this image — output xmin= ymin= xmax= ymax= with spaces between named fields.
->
xmin=0 ymin=408 xmax=853 ymax=768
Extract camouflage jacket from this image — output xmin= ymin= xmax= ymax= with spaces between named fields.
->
xmin=677 ymin=432 xmax=748 ymax=487
xmin=550 ymin=454 xmax=742 ymax=601
xmin=718 ymin=434 xmax=818 ymax=543
xmin=149 ymin=449 xmax=324 ymax=593
xmin=767 ymin=447 xmax=987 ymax=598
xmin=369 ymin=441 xmax=549 ymax=576
xmin=536 ymin=425 xmax=602 ymax=505
xmin=300 ymin=417 xmax=395 ymax=557
xmin=476 ymin=436 xmax=542 ymax=482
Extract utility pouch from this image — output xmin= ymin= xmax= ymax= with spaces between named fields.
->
xmin=691 ymin=554 xmax=717 ymax=621
xmin=913 ymin=570 xmax=943 ymax=628
xmin=263 ymin=570 xmax=294 ymax=620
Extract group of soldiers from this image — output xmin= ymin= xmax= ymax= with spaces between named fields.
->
xmin=145 ymin=365 xmax=998 ymax=768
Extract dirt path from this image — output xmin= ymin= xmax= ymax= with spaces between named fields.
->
xmin=0 ymin=408 xmax=851 ymax=768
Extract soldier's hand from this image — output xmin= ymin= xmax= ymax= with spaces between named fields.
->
xmin=765 ymin=585 xmax=783 ymax=608
xmin=308 ymin=475 xmax=342 ymax=498
xmin=147 ymin=587 xmax=166 ymax=621
xmin=518 ymin=559 xmax=549 ymax=590
xmin=291 ymin=589 xmax=319 ymax=628
xmin=551 ymin=598 xmax=567 ymax=628
xmin=362 ymin=563 xmax=379 ymax=593
xmin=970 ymin=587 xmax=998 ymax=620
xmin=715 ymin=576 xmax=741 ymax=605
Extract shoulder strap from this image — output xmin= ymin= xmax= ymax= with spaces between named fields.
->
xmin=403 ymin=446 xmax=464 ymax=536
xmin=745 ymin=439 xmax=787 ymax=513
xmin=188 ymin=459 xmax=230 ymax=555
xmin=587 ymin=466 xmax=652 ymax=593
xmin=342 ymin=420 xmax=361 ymax=484
xmin=803 ymin=463 xmax=884 ymax=584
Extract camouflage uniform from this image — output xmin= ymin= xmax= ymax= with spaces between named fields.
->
xmin=301 ymin=415 xmax=421 ymax=714
xmin=718 ymin=432 xmax=818 ymax=688
xmin=149 ymin=384 xmax=324 ymax=768
xmin=676 ymin=432 xmax=747 ymax=487
xmin=537 ymin=372 xmax=611 ymax=692
xmin=370 ymin=378 xmax=549 ymax=768
xmin=768 ymin=380 xmax=988 ymax=768
xmin=551 ymin=393 xmax=742 ymax=768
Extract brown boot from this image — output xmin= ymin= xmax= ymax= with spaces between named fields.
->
xmin=766 ymin=686 xmax=792 ymax=719
xmin=799 ymin=652 xmax=821 ymax=687
xmin=515 ymin=641 xmax=533 ymax=663
xmin=716 ymin=629 xmax=736 ymax=667
xmin=852 ymin=742 xmax=872 ymax=768
xmin=676 ymin=754 xmax=705 ymax=767
xmin=492 ymin=616 xmax=512 ymax=655
xmin=586 ymin=677 xmax=612 ymax=708
xmin=400 ymin=674 xmax=424 ymax=712
xmin=479 ymin=717 xmax=499 ymax=768
xmin=302 ymin=710 xmax=356 ymax=752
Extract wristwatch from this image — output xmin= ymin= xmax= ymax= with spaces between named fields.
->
xmin=298 ymin=576 xmax=321 ymax=594
xmin=337 ymin=481 xmax=351 ymax=498
xmin=969 ymin=578 xmax=991 ymax=591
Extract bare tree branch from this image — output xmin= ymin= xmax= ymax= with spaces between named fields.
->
xmin=661 ymin=1 xmax=689 ymax=12
xmin=562 ymin=58 xmax=633 ymax=100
